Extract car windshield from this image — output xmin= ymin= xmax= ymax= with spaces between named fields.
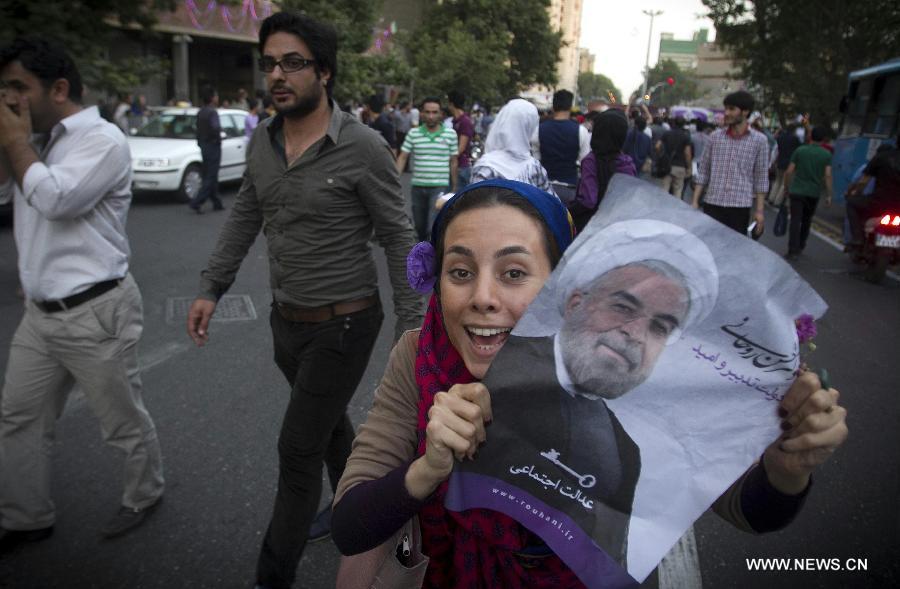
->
xmin=134 ymin=114 xmax=197 ymax=139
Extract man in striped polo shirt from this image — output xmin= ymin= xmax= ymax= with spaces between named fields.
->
xmin=396 ymin=96 xmax=458 ymax=241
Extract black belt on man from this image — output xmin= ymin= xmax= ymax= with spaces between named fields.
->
xmin=34 ymin=278 xmax=122 ymax=313
xmin=275 ymin=294 xmax=378 ymax=323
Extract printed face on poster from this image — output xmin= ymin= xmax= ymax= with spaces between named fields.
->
xmin=444 ymin=175 xmax=827 ymax=588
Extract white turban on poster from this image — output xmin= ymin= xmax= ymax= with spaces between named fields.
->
xmin=557 ymin=219 xmax=719 ymax=333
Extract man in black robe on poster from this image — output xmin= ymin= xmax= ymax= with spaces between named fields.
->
xmin=467 ymin=222 xmax=720 ymax=568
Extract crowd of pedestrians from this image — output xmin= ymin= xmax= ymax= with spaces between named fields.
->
xmin=0 ymin=8 xmax=874 ymax=589
xmin=350 ymin=84 xmax=818 ymax=248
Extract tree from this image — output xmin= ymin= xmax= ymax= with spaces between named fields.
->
xmin=577 ymin=72 xmax=621 ymax=106
xmin=637 ymin=59 xmax=701 ymax=109
xmin=0 ymin=1 xmax=176 ymax=95
xmin=280 ymin=0 xmax=398 ymax=105
xmin=403 ymin=22 xmax=511 ymax=105
xmin=280 ymin=0 xmax=419 ymax=105
xmin=336 ymin=48 xmax=415 ymax=106
xmin=405 ymin=0 xmax=561 ymax=105
xmin=702 ymin=0 xmax=900 ymax=125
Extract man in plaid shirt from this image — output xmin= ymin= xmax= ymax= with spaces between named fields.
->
xmin=692 ymin=91 xmax=769 ymax=236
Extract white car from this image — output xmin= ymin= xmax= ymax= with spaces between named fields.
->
xmin=127 ymin=108 xmax=249 ymax=200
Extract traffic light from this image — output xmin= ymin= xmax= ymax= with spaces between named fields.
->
xmin=667 ymin=77 xmax=675 ymax=86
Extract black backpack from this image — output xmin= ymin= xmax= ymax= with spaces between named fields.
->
xmin=652 ymin=147 xmax=672 ymax=178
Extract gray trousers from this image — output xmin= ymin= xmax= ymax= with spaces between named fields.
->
xmin=659 ymin=165 xmax=688 ymax=197
xmin=769 ymin=168 xmax=787 ymax=206
xmin=0 ymin=274 xmax=164 ymax=531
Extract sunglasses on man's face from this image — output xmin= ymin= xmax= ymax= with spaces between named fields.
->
xmin=257 ymin=55 xmax=315 ymax=74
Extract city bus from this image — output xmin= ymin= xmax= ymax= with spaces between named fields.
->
xmin=833 ymin=58 xmax=900 ymax=202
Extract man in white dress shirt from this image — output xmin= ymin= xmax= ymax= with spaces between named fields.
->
xmin=0 ymin=37 xmax=164 ymax=554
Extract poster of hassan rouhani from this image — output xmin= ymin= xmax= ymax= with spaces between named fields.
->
xmin=444 ymin=175 xmax=827 ymax=588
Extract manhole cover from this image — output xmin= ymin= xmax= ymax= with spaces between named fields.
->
xmin=166 ymin=295 xmax=258 ymax=324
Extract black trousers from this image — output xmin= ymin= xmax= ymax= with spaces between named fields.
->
xmin=788 ymin=194 xmax=819 ymax=254
xmin=191 ymin=142 xmax=222 ymax=210
xmin=256 ymin=301 xmax=383 ymax=589
xmin=702 ymin=202 xmax=751 ymax=235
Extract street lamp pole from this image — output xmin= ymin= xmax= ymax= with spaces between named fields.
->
xmin=641 ymin=9 xmax=663 ymax=98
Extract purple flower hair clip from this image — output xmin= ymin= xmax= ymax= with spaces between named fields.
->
xmin=407 ymin=241 xmax=437 ymax=294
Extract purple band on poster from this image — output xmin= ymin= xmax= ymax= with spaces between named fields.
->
xmin=445 ymin=471 xmax=638 ymax=589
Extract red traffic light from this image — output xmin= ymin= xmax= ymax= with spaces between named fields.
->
xmin=667 ymin=77 xmax=675 ymax=86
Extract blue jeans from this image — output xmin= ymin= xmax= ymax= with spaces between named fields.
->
xmin=457 ymin=166 xmax=471 ymax=190
xmin=411 ymin=185 xmax=447 ymax=241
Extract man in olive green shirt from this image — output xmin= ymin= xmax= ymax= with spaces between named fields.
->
xmin=185 ymin=12 xmax=422 ymax=589
xmin=782 ymin=126 xmax=832 ymax=259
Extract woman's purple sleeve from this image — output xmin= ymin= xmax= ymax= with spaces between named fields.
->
xmin=740 ymin=459 xmax=811 ymax=532
xmin=332 ymin=461 xmax=428 ymax=555
xmin=575 ymin=153 xmax=598 ymax=211
xmin=616 ymin=153 xmax=637 ymax=176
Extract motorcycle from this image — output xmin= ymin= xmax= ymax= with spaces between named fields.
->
xmin=469 ymin=133 xmax=485 ymax=163
xmin=851 ymin=212 xmax=900 ymax=283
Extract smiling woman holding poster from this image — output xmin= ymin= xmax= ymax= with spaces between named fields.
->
xmin=330 ymin=178 xmax=848 ymax=589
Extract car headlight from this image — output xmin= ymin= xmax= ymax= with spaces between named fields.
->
xmin=135 ymin=158 xmax=170 ymax=169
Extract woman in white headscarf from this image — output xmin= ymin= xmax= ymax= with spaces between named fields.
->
xmin=470 ymin=99 xmax=555 ymax=194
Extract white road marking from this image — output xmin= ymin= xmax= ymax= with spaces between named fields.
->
xmin=62 ymin=340 xmax=189 ymax=415
xmin=810 ymin=228 xmax=846 ymax=252
xmin=658 ymin=525 xmax=703 ymax=589
xmin=811 ymin=228 xmax=900 ymax=283
xmin=141 ymin=340 xmax=192 ymax=371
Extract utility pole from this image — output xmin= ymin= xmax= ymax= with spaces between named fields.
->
xmin=641 ymin=9 xmax=663 ymax=98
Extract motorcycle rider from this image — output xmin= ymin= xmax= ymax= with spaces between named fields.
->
xmin=846 ymin=144 xmax=900 ymax=248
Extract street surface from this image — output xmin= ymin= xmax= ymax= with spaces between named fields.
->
xmin=0 ymin=179 xmax=897 ymax=588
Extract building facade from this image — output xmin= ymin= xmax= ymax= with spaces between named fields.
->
xmin=108 ymin=0 xmax=274 ymax=108
xmin=693 ymin=41 xmax=746 ymax=108
xmin=658 ymin=28 xmax=709 ymax=71
xmin=653 ymin=28 xmax=747 ymax=109
xmin=579 ymin=47 xmax=595 ymax=75
xmin=521 ymin=0 xmax=584 ymax=108
xmin=550 ymin=0 xmax=584 ymax=92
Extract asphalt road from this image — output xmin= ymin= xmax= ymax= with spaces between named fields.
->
xmin=0 ymin=180 xmax=897 ymax=588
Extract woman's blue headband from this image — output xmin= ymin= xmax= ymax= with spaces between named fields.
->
xmin=431 ymin=179 xmax=575 ymax=253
